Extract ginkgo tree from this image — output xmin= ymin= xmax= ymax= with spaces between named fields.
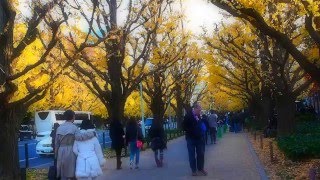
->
xmin=204 ymin=22 xmax=272 ymax=128
xmin=204 ymin=18 xmax=312 ymax=135
xmin=170 ymin=42 xmax=206 ymax=128
xmin=143 ymin=13 xmax=189 ymax=125
xmin=60 ymin=0 xmax=175 ymax=123
xmin=0 ymin=0 xmax=69 ymax=178
xmin=0 ymin=0 xmax=112 ymax=177
xmin=210 ymin=0 xmax=320 ymax=84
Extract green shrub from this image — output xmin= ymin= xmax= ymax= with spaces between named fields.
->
xmin=277 ymin=134 xmax=320 ymax=160
xmin=277 ymin=121 xmax=320 ymax=160
xmin=295 ymin=121 xmax=320 ymax=134
xmin=295 ymin=113 xmax=317 ymax=122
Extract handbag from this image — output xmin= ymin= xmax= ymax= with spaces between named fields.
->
xmin=48 ymin=164 xmax=57 ymax=180
xmin=136 ymin=128 xmax=143 ymax=149
xmin=137 ymin=140 xmax=143 ymax=149
xmin=48 ymin=141 xmax=59 ymax=179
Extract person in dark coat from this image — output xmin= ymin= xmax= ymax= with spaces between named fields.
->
xmin=51 ymin=123 xmax=60 ymax=153
xmin=201 ymin=114 xmax=209 ymax=145
xmin=125 ymin=120 xmax=144 ymax=169
xmin=183 ymin=102 xmax=207 ymax=176
xmin=149 ymin=120 xmax=166 ymax=167
xmin=110 ymin=118 xmax=125 ymax=170
xmin=49 ymin=123 xmax=60 ymax=179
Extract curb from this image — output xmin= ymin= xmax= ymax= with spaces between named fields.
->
xmin=245 ymin=133 xmax=269 ymax=180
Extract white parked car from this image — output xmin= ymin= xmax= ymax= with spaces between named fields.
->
xmin=36 ymin=131 xmax=51 ymax=141
xmin=36 ymin=137 xmax=53 ymax=155
xmin=19 ymin=125 xmax=33 ymax=141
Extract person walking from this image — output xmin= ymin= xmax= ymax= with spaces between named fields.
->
xmin=183 ymin=102 xmax=207 ymax=176
xmin=51 ymin=123 xmax=60 ymax=151
xmin=201 ymin=114 xmax=209 ymax=145
xmin=49 ymin=123 xmax=60 ymax=179
xmin=207 ymin=110 xmax=218 ymax=144
xmin=233 ymin=112 xmax=240 ymax=133
xmin=125 ymin=120 xmax=144 ymax=169
xmin=73 ymin=119 xmax=106 ymax=180
xmin=109 ymin=118 xmax=125 ymax=170
xmin=149 ymin=120 xmax=166 ymax=167
xmin=55 ymin=110 xmax=95 ymax=180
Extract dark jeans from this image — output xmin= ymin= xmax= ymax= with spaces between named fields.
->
xmin=234 ymin=123 xmax=241 ymax=133
xmin=186 ymin=138 xmax=205 ymax=173
xmin=129 ymin=141 xmax=140 ymax=165
xmin=154 ymin=149 xmax=164 ymax=161
xmin=209 ymin=127 xmax=217 ymax=143
xmin=204 ymin=131 xmax=209 ymax=144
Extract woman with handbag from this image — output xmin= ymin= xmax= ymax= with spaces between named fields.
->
xmin=125 ymin=119 xmax=144 ymax=169
xmin=149 ymin=120 xmax=166 ymax=167
xmin=48 ymin=123 xmax=60 ymax=180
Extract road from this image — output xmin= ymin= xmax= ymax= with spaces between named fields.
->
xmin=19 ymin=130 xmax=111 ymax=168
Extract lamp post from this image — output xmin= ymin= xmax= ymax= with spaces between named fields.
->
xmin=140 ymin=82 xmax=146 ymax=137
xmin=167 ymin=98 xmax=171 ymax=129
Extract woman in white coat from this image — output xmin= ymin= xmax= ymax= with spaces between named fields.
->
xmin=73 ymin=119 xmax=106 ymax=180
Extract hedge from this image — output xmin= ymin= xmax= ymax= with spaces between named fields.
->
xmin=277 ymin=121 xmax=320 ymax=160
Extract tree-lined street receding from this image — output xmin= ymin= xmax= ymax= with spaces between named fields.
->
xmin=1 ymin=0 xmax=320 ymax=179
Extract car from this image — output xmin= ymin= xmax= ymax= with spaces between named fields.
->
xmin=36 ymin=137 xmax=53 ymax=155
xmin=19 ymin=125 xmax=33 ymax=141
xmin=36 ymin=131 xmax=51 ymax=141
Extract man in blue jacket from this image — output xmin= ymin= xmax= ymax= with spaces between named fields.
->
xmin=183 ymin=102 xmax=207 ymax=176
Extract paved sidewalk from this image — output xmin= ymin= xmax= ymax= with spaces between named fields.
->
xmin=98 ymin=133 xmax=266 ymax=180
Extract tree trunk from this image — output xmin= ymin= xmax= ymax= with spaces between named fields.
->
xmin=150 ymin=96 xmax=165 ymax=125
xmin=0 ymin=106 xmax=24 ymax=179
xmin=0 ymin=2 xmax=21 ymax=178
xmin=174 ymin=86 xmax=184 ymax=129
xmin=259 ymin=94 xmax=273 ymax=128
xmin=149 ymin=73 xmax=166 ymax=125
xmin=260 ymin=50 xmax=273 ymax=128
xmin=107 ymin=94 xmax=126 ymax=122
xmin=176 ymin=100 xmax=184 ymax=129
xmin=248 ymin=96 xmax=266 ymax=129
xmin=276 ymin=94 xmax=295 ymax=136
xmin=106 ymin=27 xmax=126 ymax=122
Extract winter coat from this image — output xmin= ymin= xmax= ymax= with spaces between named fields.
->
xmin=149 ymin=124 xmax=166 ymax=150
xmin=110 ymin=121 xmax=125 ymax=149
xmin=73 ymin=129 xmax=106 ymax=179
xmin=208 ymin=113 xmax=218 ymax=128
xmin=201 ymin=115 xmax=210 ymax=130
xmin=183 ymin=111 xmax=203 ymax=140
xmin=50 ymin=129 xmax=57 ymax=150
xmin=55 ymin=122 xmax=95 ymax=178
xmin=125 ymin=123 xmax=144 ymax=145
